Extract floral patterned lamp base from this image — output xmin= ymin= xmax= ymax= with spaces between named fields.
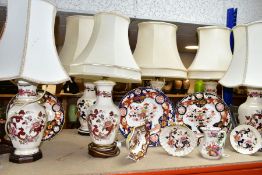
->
xmin=238 ymin=88 xmax=262 ymax=151
xmin=9 ymin=149 xmax=42 ymax=163
xmin=77 ymin=82 xmax=96 ymax=136
xmin=88 ymin=142 xmax=120 ymax=158
xmin=87 ymin=80 xmax=121 ymax=158
xmin=5 ymin=81 xmax=47 ymax=163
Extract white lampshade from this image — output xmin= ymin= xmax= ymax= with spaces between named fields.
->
xmin=219 ymin=21 xmax=262 ymax=88
xmin=133 ymin=22 xmax=187 ymax=79
xmin=70 ymin=12 xmax=141 ymax=83
xmin=188 ymin=26 xmax=232 ymax=80
xmin=0 ymin=0 xmax=69 ymax=84
xmin=59 ymin=15 xmax=94 ymax=73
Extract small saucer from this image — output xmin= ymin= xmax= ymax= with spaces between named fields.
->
xmin=230 ymin=124 xmax=262 ymax=154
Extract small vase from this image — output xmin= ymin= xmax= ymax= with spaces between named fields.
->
xmin=199 ymin=127 xmax=227 ymax=159
xmin=87 ymin=80 xmax=120 ymax=157
xmin=238 ymin=88 xmax=262 ymax=149
xmin=5 ymin=81 xmax=47 ymax=163
xmin=77 ymin=82 xmax=96 ymax=135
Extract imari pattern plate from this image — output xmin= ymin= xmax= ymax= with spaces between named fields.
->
xmin=119 ymin=87 xmax=175 ymax=146
xmin=160 ymin=125 xmax=197 ymax=156
xmin=175 ymin=92 xmax=231 ymax=135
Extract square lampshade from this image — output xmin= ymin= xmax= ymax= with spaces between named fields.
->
xmin=0 ymin=0 xmax=69 ymax=84
xmin=219 ymin=21 xmax=262 ymax=88
xmin=59 ymin=15 xmax=94 ymax=73
xmin=188 ymin=26 xmax=232 ymax=80
xmin=70 ymin=12 xmax=141 ymax=83
xmin=133 ymin=22 xmax=187 ymax=79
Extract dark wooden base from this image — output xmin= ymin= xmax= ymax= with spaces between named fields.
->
xmin=9 ymin=149 xmax=42 ymax=163
xmin=88 ymin=142 xmax=120 ymax=158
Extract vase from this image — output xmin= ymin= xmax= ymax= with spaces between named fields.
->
xmin=77 ymin=82 xmax=96 ymax=135
xmin=87 ymin=80 xmax=120 ymax=158
xmin=238 ymin=88 xmax=262 ymax=149
xmin=199 ymin=127 xmax=227 ymax=159
xmin=5 ymin=81 xmax=47 ymax=163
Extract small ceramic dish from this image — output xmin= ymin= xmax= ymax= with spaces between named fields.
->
xmin=160 ymin=125 xmax=197 ymax=156
xmin=230 ymin=124 xmax=262 ymax=154
xmin=126 ymin=125 xmax=150 ymax=161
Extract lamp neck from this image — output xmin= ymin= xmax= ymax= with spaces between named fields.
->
xmin=95 ymin=80 xmax=115 ymax=105
xmin=83 ymin=82 xmax=96 ymax=99
xmin=246 ymin=88 xmax=262 ymax=103
xmin=17 ymin=81 xmax=38 ymax=100
xmin=204 ymin=81 xmax=218 ymax=94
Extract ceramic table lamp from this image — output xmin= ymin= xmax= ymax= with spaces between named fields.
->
xmin=0 ymin=0 xmax=69 ymax=163
xmin=59 ymin=15 xmax=96 ymax=136
xmin=188 ymin=26 xmax=232 ymax=94
xmin=219 ymin=21 xmax=262 ymax=139
xmin=70 ymin=12 xmax=141 ymax=158
xmin=133 ymin=22 xmax=187 ymax=90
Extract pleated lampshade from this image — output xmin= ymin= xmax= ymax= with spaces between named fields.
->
xmin=188 ymin=26 xmax=232 ymax=80
xmin=219 ymin=21 xmax=262 ymax=88
xmin=0 ymin=0 xmax=69 ymax=84
xmin=70 ymin=12 xmax=141 ymax=83
xmin=133 ymin=22 xmax=187 ymax=79
xmin=59 ymin=15 xmax=94 ymax=73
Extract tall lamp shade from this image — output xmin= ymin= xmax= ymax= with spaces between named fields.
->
xmin=70 ymin=12 xmax=141 ymax=158
xmin=59 ymin=15 xmax=95 ymax=136
xmin=59 ymin=15 xmax=94 ymax=73
xmin=188 ymin=26 xmax=232 ymax=93
xmin=70 ymin=12 xmax=141 ymax=83
xmin=0 ymin=0 xmax=69 ymax=163
xmin=0 ymin=0 xmax=69 ymax=84
xmin=133 ymin=22 xmax=187 ymax=79
xmin=219 ymin=21 xmax=262 ymax=146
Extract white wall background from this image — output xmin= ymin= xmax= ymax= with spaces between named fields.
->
xmin=0 ymin=0 xmax=261 ymax=25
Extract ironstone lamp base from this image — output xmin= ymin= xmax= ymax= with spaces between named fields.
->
xmin=88 ymin=142 xmax=120 ymax=158
xmin=9 ymin=149 xmax=42 ymax=164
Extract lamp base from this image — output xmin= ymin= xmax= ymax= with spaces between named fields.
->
xmin=9 ymin=149 xmax=42 ymax=163
xmin=78 ymin=128 xmax=90 ymax=136
xmin=88 ymin=142 xmax=120 ymax=158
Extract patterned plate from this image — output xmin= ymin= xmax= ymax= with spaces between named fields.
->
xmin=119 ymin=87 xmax=175 ymax=146
xmin=175 ymin=92 xmax=231 ymax=135
xmin=230 ymin=124 xmax=262 ymax=154
xmin=160 ymin=125 xmax=197 ymax=156
xmin=7 ymin=90 xmax=64 ymax=141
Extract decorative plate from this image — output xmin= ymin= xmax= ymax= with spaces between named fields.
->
xmin=119 ymin=87 xmax=175 ymax=146
xmin=230 ymin=124 xmax=261 ymax=154
xmin=175 ymin=92 xmax=231 ymax=135
xmin=160 ymin=125 xmax=197 ymax=156
xmin=7 ymin=90 xmax=64 ymax=141
xmin=126 ymin=125 xmax=150 ymax=161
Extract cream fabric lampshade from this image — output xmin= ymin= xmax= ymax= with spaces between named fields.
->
xmin=133 ymin=22 xmax=187 ymax=79
xmin=188 ymin=26 xmax=232 ymax=80
xmin=219 ymin=21 xmax=262 ymax=88
xmin=59 ymin=15 xmax=94 ymax=73
xmin=0 ymin=0 xmax=69 ymax=84
xmin=70 ymin=12 xmax=141 ymax=83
